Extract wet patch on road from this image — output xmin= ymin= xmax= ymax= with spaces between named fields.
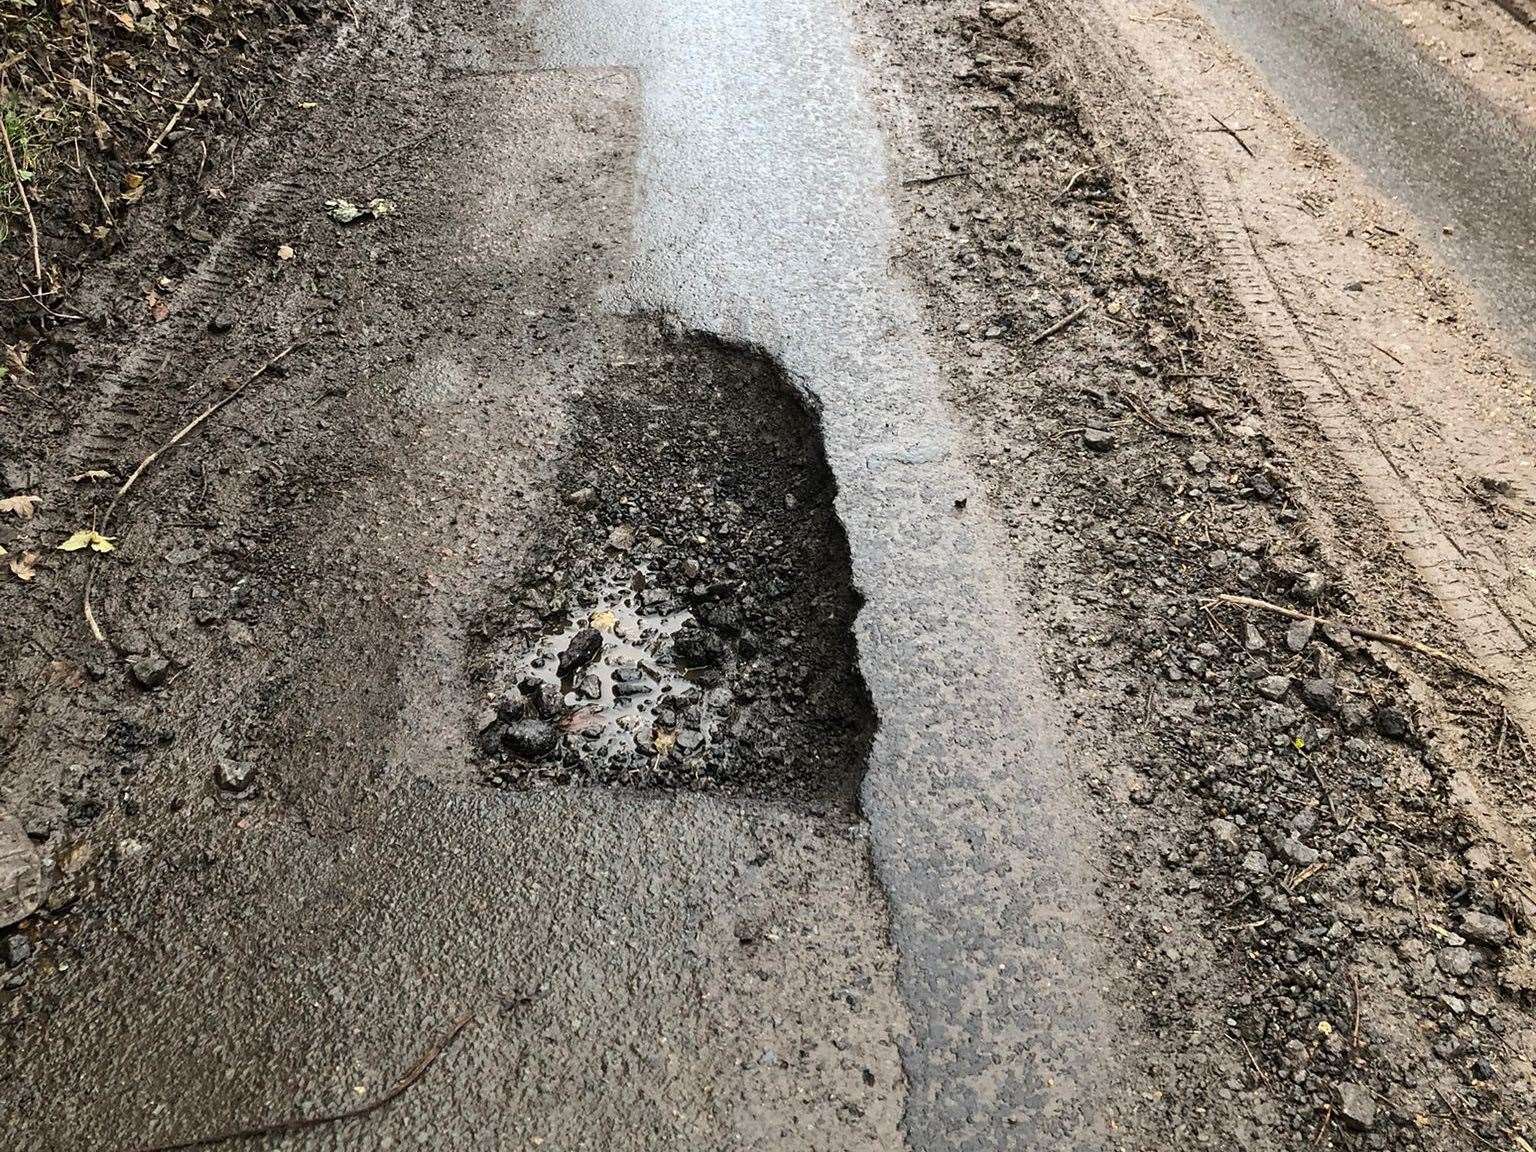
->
xmin=471 ymin=325 xmax=873 ymax=806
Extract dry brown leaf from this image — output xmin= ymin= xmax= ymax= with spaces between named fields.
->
xmin=146 ymin=288 xmax=170 ymax=323
xmin=9 ymin=552 xmax=38 ymax=582
xmin=276 ymin=244 xmax=295 ymax=261
xmin=70 ymin=470 xmax=113 ymax=483
xmin=0 ymin=495 xmax=41 ymax=521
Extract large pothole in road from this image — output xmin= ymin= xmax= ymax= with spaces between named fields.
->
xmin=471 ymin=325 xmax=872 ymax=808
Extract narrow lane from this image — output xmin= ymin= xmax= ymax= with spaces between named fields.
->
xmin=530 ymin=1 xmax=1122 ymax=1144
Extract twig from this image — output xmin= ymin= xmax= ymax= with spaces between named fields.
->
xmin=1368 ymin=341 xmax=1404 ymax=366
xmin=1125 ymin=393 xmax=1189 ymax=437
xmin=2 ymin=112 xmax=44 ymax=290
xmin=1210 ymin=593 xmax=1502 ymax=687
xmin=1348 ymin=971 xmax=1362 ymax=1056
xmin=146 ymin=78 xmax=202 ymax=158
xmin=1055 ymin=165 xmax=1095 ymax=203
xmin=1207 ymin=112 xmax=1255 ymax=158
xmin=1031 ymin=302 xmax=1091 ymax=345
xmin=83 ymin=342 xmax=304 ymax=645
xmin=1309 ymin=1104 xmax=1332 ymax=1147
xmin=124 ymin=1010 xmax=475 ymax=1152
xmin=901 ymin=168 xmax=971 ymax=188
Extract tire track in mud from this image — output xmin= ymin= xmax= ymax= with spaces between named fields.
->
xmin=1016 ymin=0 xmax=1536 ymax=831
xmin=64 ymin=7 xmax=411 ymax=474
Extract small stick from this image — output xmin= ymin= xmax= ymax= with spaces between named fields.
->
xmin=123 ymin=1010 xmax=475 ymax=1152
xmin=901 ymin=168 xmax=971 ymax=188
xmin=83 ymin=342 xmax=304 ymax=644
xmin=1125 ymin=393 xmax=1189 ymax=438
xmin=1348 ymin=971 xmax=1362 ymax=1055
xmin=2 ymin=112 xmax=44 ymax=290
xmin=1210 ymin=593 xmax=1501 ymax=687
xmin=1309 ymin=1104 xmax=1332 ymax=1147
xmin=1055 ymin=165 xmax=1095 ymax=202
xmin=1368 ymin=341 xmax=1404 ymax=366
xmin=1031 ymin=302 xmax=1091 ymax=345
xmin=146 ymin=78 xmax=202 ymax=157
xmin=1207 ymin=112 xmax=1255 ymax=158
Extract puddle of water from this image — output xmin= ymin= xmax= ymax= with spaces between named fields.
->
xmin=514 ymin=571 xmax=724 ymax=764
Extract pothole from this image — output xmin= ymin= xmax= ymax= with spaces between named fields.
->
xmin=471 ymin=325 xmax=872 ymax=807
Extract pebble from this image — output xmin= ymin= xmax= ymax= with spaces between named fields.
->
xmin=1374 ymin=705 xmax=1410 ymax=741
xmin=1438 ymin=947 xmax=1475 ymax=977
xmin=1279 ymin=835 xmax=1320 ymax=867
xmin=1081 ymin=428 xmax=1116 ymax=453
xmin=1299 ymin=678 xmax=1337 ymax=713
xmin=1334 ymin=1081 xmax=1376 ymax=1131
xmin=215 ymin=760 xmax=256 ymax=793
xmin=1459 ymin=911 xmax=1510 ymax=948
xmin=1293 ymin=572 xmax=1327 ymax=605
xmin=3 ymin=934 xmax=31 ymax=967
xmin=502 ymin=719 xmax=559 ymax=760
xmin=127 ymin=655 xmax=170 ymax=689
xmin=1256 ymin=675 xmax=1291 ymax=701
xmin=1285 ymin=617 xmax=1315 ymax=653
xmin=558 ymin=627 xmax=604 ymax=678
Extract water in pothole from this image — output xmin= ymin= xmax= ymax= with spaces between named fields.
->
xmin=494 ymin=569 xmax=732 ymax=779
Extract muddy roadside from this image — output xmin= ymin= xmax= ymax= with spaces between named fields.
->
xmin=858 ymin=0 xmax=1535 ymax=1147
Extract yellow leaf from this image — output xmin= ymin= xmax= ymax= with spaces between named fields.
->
xmin=0 ymin=494 xmax=40 ymax=520
xmin=653 ymin=730 xmax=677 ymax=755
xmin=590 ymin=609 xmax=617 ymax=631
xmin=58 ymin=530 xmax=115 ymax=553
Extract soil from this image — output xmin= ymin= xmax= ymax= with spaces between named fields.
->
xmin=1 ymin=0 xmax=1533 ymax=1146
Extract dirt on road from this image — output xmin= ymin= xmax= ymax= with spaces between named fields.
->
xmin=2 ymin=0 xmax=1534 ymax=1148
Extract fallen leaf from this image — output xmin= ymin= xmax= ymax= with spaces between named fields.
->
xmin=146 ymin=288 xmax=170 ymax=323
xmin=276 ymin=244 xmax=294 ymax=261
xmin=590 ymin=609 xmax=618 ymax=631
xmin=325 ymin=197 xmax=397 ymax=225
xmin=9 ymin=551 xmax=38 ymax=582
xmin=70 ymin=470 xmax=113 ymax=483
xmin=0 ymin=495 xmax=41 ymax=520
xmin=58 ymin=530 xmax=116 ymax=553
xmin=653 ymin=730 xmax=677 ymax=755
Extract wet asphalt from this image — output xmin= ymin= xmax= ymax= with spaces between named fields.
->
xmin=1187 ymin=0 xmax=1536 ymax=365
xmin=530 ymin=0 xmax=1122 ymax=1144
